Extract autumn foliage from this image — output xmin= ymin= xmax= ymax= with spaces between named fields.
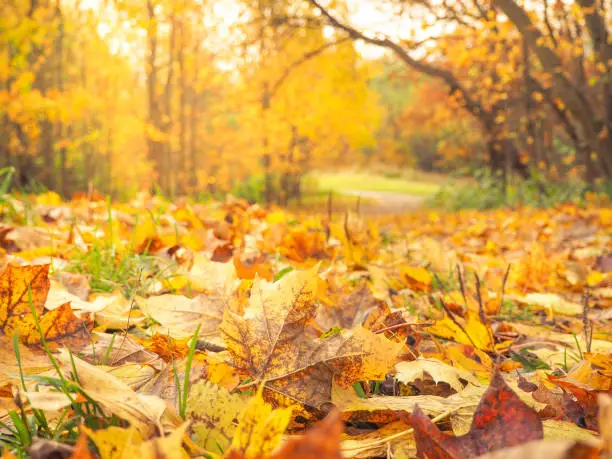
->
xmin=0 ymin=191 xmax=610 ymax=457
xmin=2 ymin=0 xmax=612 ymax=201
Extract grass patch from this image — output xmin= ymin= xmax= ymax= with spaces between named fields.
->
xmin=307 ymin=171 xmax=441 ymax=196
xmin=430 ymin=169 xmax=612 ymax=210
xmin=66 ymin=244 xmax=163 ymax=298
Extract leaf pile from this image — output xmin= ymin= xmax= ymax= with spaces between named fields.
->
xmin=0 ymin=193 xmax=611 ymax=458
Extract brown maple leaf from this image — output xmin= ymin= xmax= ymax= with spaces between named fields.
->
xmin=0 ymin=264 xmax=91 ymax=346
xmin=409 ymin=371 xmax=543 ymax=458
xmin=220 ymin=268 xmax=402 ymax=410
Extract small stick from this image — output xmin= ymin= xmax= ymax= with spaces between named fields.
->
xmin=325 ymin=191 xmax=332 ymax=241
xmin=475 ymin=273 xmax=496 ymax=354
xmin=373 ymin=322 xmax=434 ymax=334
xmin=432 ymin=272 xmax=448 ymax=295
xmin=457 ymin=264 xmax=468 ymax=309
xmin=500 ymin=263 xmax=512 ymax=311
xmin=438 ymin=297 xmax=478 ymax=350
xmin=582 ymin=287 xmax=593 ymax=353
xmin=474 ymin=273 xmax=487 ymax=326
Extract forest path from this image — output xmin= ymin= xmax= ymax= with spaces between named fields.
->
xmin=341 ymin=189 xmax=427 ymax=214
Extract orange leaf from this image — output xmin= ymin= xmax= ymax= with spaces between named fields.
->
xmin=0 ymin=264 xmax=91 ymax=346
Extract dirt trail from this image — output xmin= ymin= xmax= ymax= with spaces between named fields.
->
xmin=341 ymin=190 xmax=427 ymax=214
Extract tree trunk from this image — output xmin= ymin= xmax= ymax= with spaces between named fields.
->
xmin=492 ymin=0 xmax=612 ymax=179
xmin=146 ymin=0 xmax=162 ymax=193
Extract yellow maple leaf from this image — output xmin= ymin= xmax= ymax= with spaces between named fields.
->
xmin=187 ymin=381 xmax=248 ymax=455
xmin=227 ymin=386 xmax=292 ymax=459
xmin=443 ymin=344 xmax=493 ymax=381
xmin=426 ymin=311 xmax=495 ymax=352
xmin=400 ymin=266 xmax=433 ymax=291
xmin=83 ymin=422 xmax=189 ymax=459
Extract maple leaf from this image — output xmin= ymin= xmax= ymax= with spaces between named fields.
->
xmin=82 ymin=422 xmax=189 ymax=459
xmin=426 ymin=311 xmax=495 ymax=352
xmin=220 ymin=267 xmax=403 ymax=409
xmin=0 ymin=264 xmax=49 ymax=332
xmin=226 ymin=386 xmax=293 ymax=459
xmin=267 ymin=409 xmax=343 ymax=459
xmin=186 ymin=380 xmax=248 ymax=454
xmin=472 ymin=440 xmax=599 ymax=459
xmin=409 ymin=372 xmax=543 ymax=458
xmin=316 ymin=281 xmax=384 ymax=331
xmin=0 ymin=264 xmax=91 ymax=346
xmin=225 ymin=409 xmax=344 ymax=459
xmin=141 ymin=293 xmax=225 ymax=339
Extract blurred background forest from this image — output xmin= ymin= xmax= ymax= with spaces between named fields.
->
xmin=1 ymin=0 xmax=611 ymax=206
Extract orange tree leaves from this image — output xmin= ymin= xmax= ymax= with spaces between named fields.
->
xmin=220 ymin=268 xmax=403 ymax=410
xmin=0 ymin=264 xmax=91 ymax=346
xmin=409 ymin=372 xmax=543 ymax=458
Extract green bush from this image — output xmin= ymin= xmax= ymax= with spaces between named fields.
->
xmin=230 ymin=174 xmax=266 ymax=203
xmin=431 ymin=168 xmax=611 ymax=210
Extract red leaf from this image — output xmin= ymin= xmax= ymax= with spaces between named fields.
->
xmin=410 ymin=372 xmax=543 ymax=458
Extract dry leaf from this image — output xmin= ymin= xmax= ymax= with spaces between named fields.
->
xmin=83 ymin=422 xmax=189 ymax=459
xmin=221 ymin=268 xmax=402 ymax=409
xmin=187 ymin=380 xmax=248 ymax=454
xmin=410 ymin=372 xmax=543 ymax=458
xmin=225 ymin=387 xmax=292 ymax=459
xmin=0 ymin=264 xmax=92 ymax=346
xmin=57 ymin=350 xmax=177 ymax=437
xmin=395 ymin=357 xmax=481 ymax=393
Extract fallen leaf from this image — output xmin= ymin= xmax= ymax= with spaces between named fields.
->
xmin=57 ymin=350 xmax=177 ymax=437
xmin=142 ymin=293 xmax=224 ymax=339
xmin=511 ymin=292 xmax=583 ymax=317
xmin=473 ymin=440 xmax=599 ymax=459
xmin=226 ymin=387 xmax=292 ymax=459
xmin=395 ymin=357 xmax=481 ymax=393
xmin=92 ymin=291 xmax=146 ymax=330
xmin=187 ymin=380 xmax=248 ymax=454
xmin=23 ymin=390 xmax=72 ymax=412
xmin=221 ymin=268 xmax=402 ymax=409
xmin=340 ymin=420 xmax=416 ymax=458
xmin=410 ymin=372 xmax=543 ymax=458
xmin=426 ymin=312 xmax=495 ymax=352
xmin=268 ymin=409 xmax=343 ymax=458
xmin=82 ymin=422 xmax=189 ymax=459
xmin=0 ymin=264 xmax=92 ymax=346
xmin=78 ymin=332 xmax=163 ymax=369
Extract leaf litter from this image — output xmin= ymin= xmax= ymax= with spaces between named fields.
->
xmin=0 ymin=194 xmax=611 ymax=457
